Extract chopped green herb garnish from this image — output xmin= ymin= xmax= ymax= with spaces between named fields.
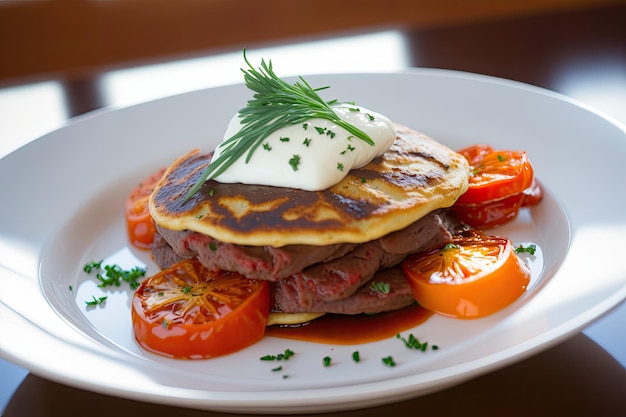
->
xmin=289 ymin=154 xmax=301 ymax=171
xmin=340 ymin=144 xmax=356 ymax=155
xmin=85 ymin=295 xmax=107 ymax=306
xmin=361 ymin=178 xmax=367 ymax=183
xmin=182 ymin=285 xmax=192 ymax=294
xmin=208 ymin=242 xmax=217 ymax=252
xmin=83 ymin=261 xmax=146 ymax=290
xmin=515 ymin=243 xmax=537 ymax=255
xmin=323 ymin=356 xmax=332 ymax=367
xmin=337 ymin=162 xmax=344 ymax=172
xmin=96 ymin=265 xmax=146 ymax=289
xmin=497 ymin=154 xmax=507 ymax=162
xmin=279 ymin=137 xmax=290 ymax=142
xmin=303 ymin=138 xmax=311 ymax=147
xmin=263 ymin=142 xmax=272 ymax=151
xmin=382 ymin=356 xmax=396 ymax=367
xmin=83 ymin=260 xmax=103 ymax=273
xmin=396 ymin=333 xmax=438 ymax=352
xmin=314 ymin=126 xmax=326 ymax=135
xmin=260 ymin=349 xmax=295 ymax=361
xmin=352 ymin=351 xmax=361 ymax=363
xmin=442 ymin=243 xmax=460 ymax=251
xmin=366 ymin=113 xmax=375 ymax=121
xmin=271 ymin=366 xmax=283 ymax=372
xmin=369 ymin=281 xmax=391 ymax=294
xmin=182 ymin=50 xmax=374 ymax=202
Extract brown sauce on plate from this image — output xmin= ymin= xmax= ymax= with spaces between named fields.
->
xmin=266 ymin=304 xmax=432 ymax=344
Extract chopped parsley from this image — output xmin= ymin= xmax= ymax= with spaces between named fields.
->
xmin=323 ymin=356 xmax=332 ymax=367
xmin=260 ymin=348 xmax=295 ymax=361
xmin=85 ymin=295 xmax=107 ymax=306
xmin=382 ymin=356 xmax=396 ymax=367
xmin=289 ymin=154 xmax=301 ymax=171
xmin=515 ymin=243 xmax=537 ymax=255
xmin=83 ymin=260 xmax=103 ymax=274
xmin=369 ymin=281 xmax=391 ymax=294
xmin=83 ymin=260 xmax=146 ymax=290
xmin=396 ymin=333 xmax=438 ymax=352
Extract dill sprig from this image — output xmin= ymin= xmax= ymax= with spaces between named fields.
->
xmin=183 ymin=50 xmax=375 ymax=201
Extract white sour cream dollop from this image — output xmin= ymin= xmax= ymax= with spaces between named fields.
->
xmin=212 ymin=104 xmax=395 ymax=190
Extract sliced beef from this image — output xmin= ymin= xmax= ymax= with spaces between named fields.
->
xmin=156 ymin=224 xmax=356 ymax=281
xmin=151 ymin=232 xmax=187 ymax=269
xmin=155 ymin=209 xmax=459 ymax=280
xmin=152 ymin=209 xmax=464 ymax=314
xmin=272 ymin=266 xmax=415 ymax=314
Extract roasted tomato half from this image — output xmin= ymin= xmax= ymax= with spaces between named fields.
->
xmin=452 ymin=145 xmax=541 ymax=228
xmin=132 ymin=259 xmax=270 ymax=359
xmin=402 ymin=230 xmax=531 ymax=319
xmin=125 ymin=167 xmax=166 ymax=249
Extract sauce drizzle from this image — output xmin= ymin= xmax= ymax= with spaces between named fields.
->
xmin=266 ymin=304 xmax=432 ymax=345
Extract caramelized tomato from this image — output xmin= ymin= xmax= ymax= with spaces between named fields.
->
xmin=402 ymin=230 xmax=531 ymax=319
xmin=125 ymin=168 xmax=166 ymax=249
xmin=453 ymin=145 xmax=541 ymax=228
xmin=132 ymin=259 xmax=270 ymax=359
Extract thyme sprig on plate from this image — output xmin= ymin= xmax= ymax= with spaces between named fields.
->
xmin=183 ymin=50 xmax=375 ymax=201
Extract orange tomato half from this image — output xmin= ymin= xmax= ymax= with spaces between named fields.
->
xmin=132 ymin=259 xmax=270 ymax=359
xmin=402 ymin=230 xmax=531 ymax=319
xmin=125 ymin=168 xmax=166 ymax=249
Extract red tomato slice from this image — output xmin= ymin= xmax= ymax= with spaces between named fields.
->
xmin=132 ymin=259 xmax=270 ymax=359
xmin=402 ymin=230 xmax=531 ymax=319
xmin=125 ymin=168 xmax=166 ymax=249
xmin=522 ymin=178 xmax=544 ymax=207
xmin=451 ymin=192 xmax=526 ymax=229
xmin=456 ymin=146 xmax=534 ymax=205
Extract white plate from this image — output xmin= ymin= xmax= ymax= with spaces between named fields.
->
xmin=1 ymin=70 xmax=625 ymax=414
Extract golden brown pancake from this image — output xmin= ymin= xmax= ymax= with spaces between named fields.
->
xmin=149 ymin=123 xmax=469 ymax=247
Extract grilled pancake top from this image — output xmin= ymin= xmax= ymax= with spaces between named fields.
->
xmin=150 ymin=124 xmax=469 ymax=247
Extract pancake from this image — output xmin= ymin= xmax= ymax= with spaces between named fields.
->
xmin=149 ymin=123 xmax=469 ymax=247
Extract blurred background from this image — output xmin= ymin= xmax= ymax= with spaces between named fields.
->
xmin=1 ymin=1 xmax=625 ymax=415
xmin=1 ymin=0 xmax=625 ymax=156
